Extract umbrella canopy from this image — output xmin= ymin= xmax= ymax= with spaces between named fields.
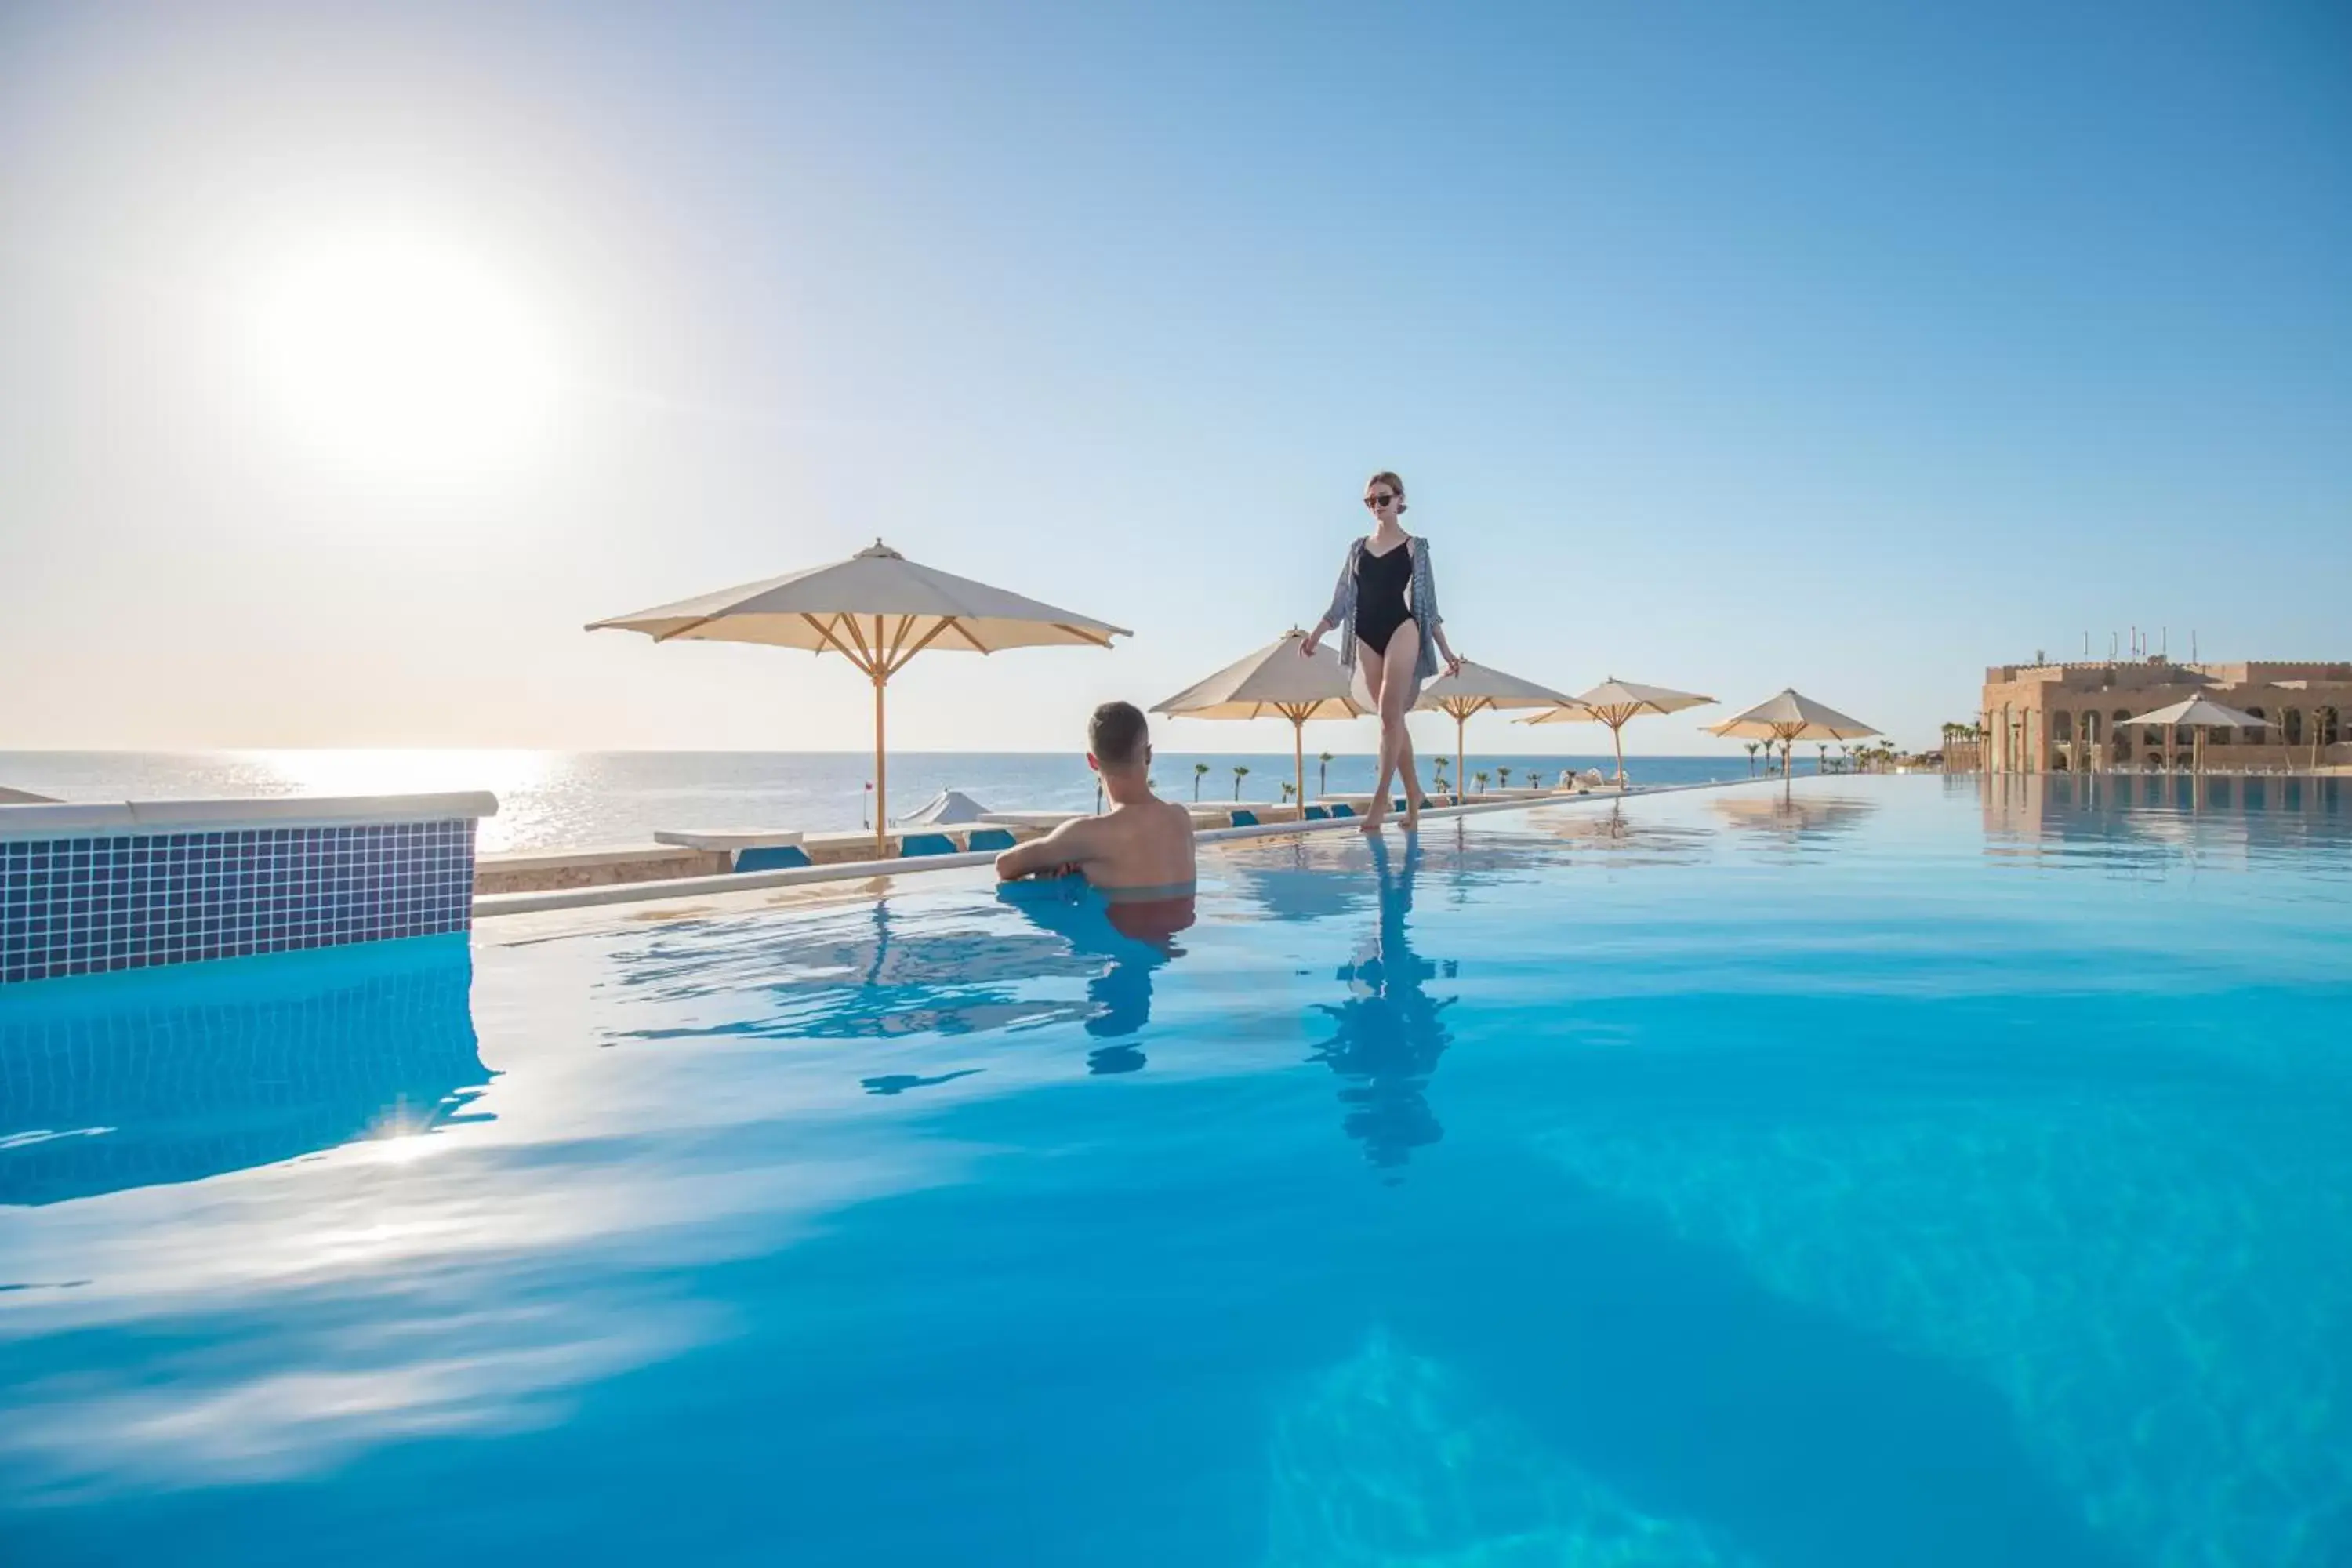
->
xmin=590 ymin=539 xmax=1130 ymax=855
xmin=1708 ymin=688 xmax=1879 ymax=789
xmin=902 ymin=789 xmax=995 ymax=826
xmin=2119 ymin=693 xmax=2268 ymax=773
xmin=2118 ymin=694 xmax=2267 ymax=731
xmin=587 ymin=539 xmax=1131 ymax=655
xmin=1415 ymin=661 xmax=1582 ymax=800
xmin=1152 ymin=630 xmax=1365 ymax=808
xmin=1521 ymin=677 xmax=1717 ymax=786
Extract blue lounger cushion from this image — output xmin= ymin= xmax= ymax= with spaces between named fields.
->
xmin=1302 ymin=805 xmax=1328 ymax=820
xmin=899 ymin=833 xmax=956 ymax=857
xmin=1229 ymin=809 xmax=1259 ymax=827
xmin=966 ymin=828 xmax=1016 ymax=853
xmin=1330 ymin=803 xmax=1355 ymax=818
xmin=734 ymin=844 xmax=811 ymax=872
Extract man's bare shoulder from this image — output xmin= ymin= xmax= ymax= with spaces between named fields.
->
xmin=1154 ymin=798 xmax=1198 ymax=862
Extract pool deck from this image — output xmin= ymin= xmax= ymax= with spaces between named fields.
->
xmin=470 ymin=779 xmax=1737 ymax=922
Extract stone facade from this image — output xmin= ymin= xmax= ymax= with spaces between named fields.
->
xmin=1980 ymin=659 xmax=2352 ymax=774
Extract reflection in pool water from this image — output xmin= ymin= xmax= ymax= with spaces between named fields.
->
xmin=994 ymin=877 xmax=1195 ymax=1074
xmin=0 ymin=937 xmax=486 ymax=1207
xmin=1309 ymin=837 xmax=1456 ymax=1172
xmin=2 ymin=779 xmax=2348 ymax=1566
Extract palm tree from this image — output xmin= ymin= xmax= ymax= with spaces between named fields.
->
xmin=1192 ymin=761 xmax=1210 ymax=801
xmin=1474 ymin=770 xmax=1490 ymax=793
xmin=1279 ymin=780 xmax=1297 ymax=806
xmin=1527 ymin=769 xmax=1545 ymax=791
xmin=1816 ymin=742 xmax=1829 ymax=775
xmin=1318 ymin=751 xmax=1334 ymax=797
xmin=1232 ymin=764 xmax=1250 ymax=801
xmin=1497 ymin=765 xmax=1513 ymax=789
xmin=1744 ymin=741 xmax=1760 ymax=775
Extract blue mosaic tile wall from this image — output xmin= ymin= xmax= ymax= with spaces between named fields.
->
xmin=2 ymin=820 xmax=477 ymax=985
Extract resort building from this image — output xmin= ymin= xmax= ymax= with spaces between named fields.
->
xmin=1980 ymin=659 xmax=2352 ymax=773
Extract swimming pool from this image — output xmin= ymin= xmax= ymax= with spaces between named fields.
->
xmin=4 ymin=775 xmax=2348 ymax=1566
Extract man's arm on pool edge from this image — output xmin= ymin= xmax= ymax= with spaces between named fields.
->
xmin=995 ymin=818 xmax=1094 ymax=882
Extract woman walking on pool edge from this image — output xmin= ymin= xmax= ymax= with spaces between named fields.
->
xmin=1301 ymin=470 xmax=1463 ymax=833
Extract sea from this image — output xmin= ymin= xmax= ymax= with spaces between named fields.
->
xmin=0 ymin=750 xmax=1776 ymax=854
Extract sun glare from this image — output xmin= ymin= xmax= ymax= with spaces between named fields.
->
xmin=247 ymin=228 xmax=559 ymax=483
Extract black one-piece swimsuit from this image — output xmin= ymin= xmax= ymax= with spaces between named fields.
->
xmin=1353 ymin=541 xmax=1414 ymax=657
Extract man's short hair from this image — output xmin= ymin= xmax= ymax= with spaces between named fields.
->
xmin=1088 ymin=701 xmax=1150 ymax=768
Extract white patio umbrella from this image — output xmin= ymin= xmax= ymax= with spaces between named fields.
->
xmin=2118 ymin=693 xmax=2267 ymax=774
xmin=1708 ymin=688 xmax=1880 ymax=792
xmin=902 ymin=789 xmax=995 ymax=826
xmin=1415 ymin=661 xmax=1583 ymax=800
xmin=590 ymin=539 xmax=1130 ymax=857
xmin=1151 ymin=630 xmax=1365 ymax=810
xmin=1519 ymin=677 xmax=1718 ymax=787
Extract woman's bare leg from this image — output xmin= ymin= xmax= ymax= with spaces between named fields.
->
xmin=1399 ymin=728 xmax=1426 ymax=831
xmin=1367 ymin=622 xmax=1421 ymax=833
xmin=1357 ymin=637 xmax=1394 ymax=831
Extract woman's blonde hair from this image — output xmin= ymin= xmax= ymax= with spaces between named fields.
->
xmin=1367 ymin=470 xmax=1406 ymax=514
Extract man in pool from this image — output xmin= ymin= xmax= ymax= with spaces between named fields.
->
xmin=995 ymin=700 xmax=1196 ymax=942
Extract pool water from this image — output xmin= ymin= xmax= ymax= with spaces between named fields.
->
xmin=3 ymin=775 xmax=2349 ymax=1567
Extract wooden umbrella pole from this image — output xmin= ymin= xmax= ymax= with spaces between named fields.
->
xmin=1291 ymin=710 xmax=1306 ymax=818
xmin=1612 ymin=720 xmax=1628 ymax=787
xmin=873 ymin=670 xmax=889 ymax=859
xmin=1456 ymin=712 xmax=1466 ymax=805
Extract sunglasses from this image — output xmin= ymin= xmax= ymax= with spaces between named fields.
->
xmin=1363 ymin=492 xmax=1398 ymax=508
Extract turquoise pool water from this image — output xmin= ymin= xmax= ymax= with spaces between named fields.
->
xmin=3 ymin=775 xmax=2348 ymax=1566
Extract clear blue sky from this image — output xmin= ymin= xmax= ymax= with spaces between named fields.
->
xmin=2 ymin=1 xmax=2346 ymax=755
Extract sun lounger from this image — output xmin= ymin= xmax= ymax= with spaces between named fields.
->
xmin=653 ymin=829 xmax=811 ymax=872
xmin=1228 ymin=809 xmax=1260 ymax=827
xmin=978 ymin=811 xmax=1087 ymax=829
xmin=721 ymin=823 xmax=1029 ymax=867
xmin=655 ymin=829 xmax=805 ymax=851
xmin=1185 ymin=802 xmax=1273 ymax=829
xmin=1323 ymin=794 xmax=1436 ymax=815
